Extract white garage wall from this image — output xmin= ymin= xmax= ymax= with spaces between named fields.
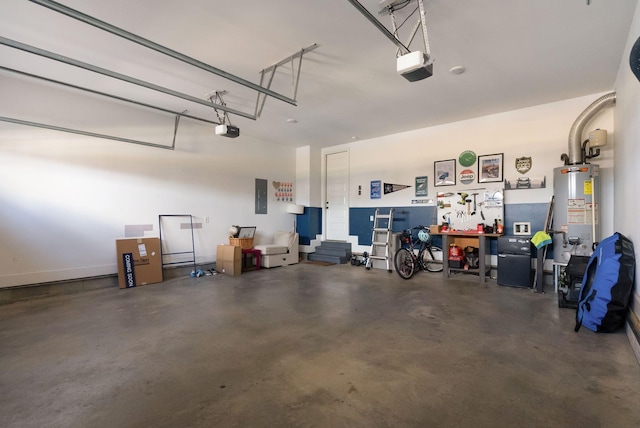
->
xmin=295 ymin=145 xmax=322 ymax=208
xmin=0 ymin=76 xmax=295 ymax=288
xmin=614 ymin=1 xmax=640 ymax=360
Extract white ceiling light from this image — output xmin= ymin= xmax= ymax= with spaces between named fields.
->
xmin=449 ymin=65 xmax=466 ymax=75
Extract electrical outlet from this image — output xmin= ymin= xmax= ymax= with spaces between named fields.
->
xmin=513 ymin=222 xmax=530 ymax=235
xmin=370 ymin=215 xmax=374 ymax=221
xmin=204 ymin=216 xmax=210 ymax=223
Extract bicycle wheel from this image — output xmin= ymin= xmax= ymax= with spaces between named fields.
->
xmin=423 ymin=246 xmax=444 ymax=272
xmin=394 ymin=248 xmax=415 ymax=279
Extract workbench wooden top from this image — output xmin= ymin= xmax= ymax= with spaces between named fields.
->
xmin=431 ymin=232 xmax=503 ymax=238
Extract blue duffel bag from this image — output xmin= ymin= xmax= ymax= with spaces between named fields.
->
xmin=575 ymin=232 xmax=635 ymax=333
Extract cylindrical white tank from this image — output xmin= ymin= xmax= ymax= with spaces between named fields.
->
xmin=552 ymin=164 xmax=600 ymax=263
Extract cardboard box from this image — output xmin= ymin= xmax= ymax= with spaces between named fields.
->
xmin=116 ymin=237 xmax=163 ymax=288
xmin=430 ymin=225 xmax=443 ymax=234
xmin=216 ymin=244 xmax=242 ymax=276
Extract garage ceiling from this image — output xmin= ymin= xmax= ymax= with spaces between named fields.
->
xmin=0 ymin=0 xmax=637 ymax=149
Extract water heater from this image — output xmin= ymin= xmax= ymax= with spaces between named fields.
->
xmin=552 ymin=164 xmax=600 ymax=263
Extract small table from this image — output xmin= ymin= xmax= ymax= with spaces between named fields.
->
xmin=242 ymin=248 xmax=261 ymax=271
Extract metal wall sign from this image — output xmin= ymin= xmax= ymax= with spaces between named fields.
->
xmin=458 ymin=150 xmax=477 ymax=167
xmin=515 ymin=156 xmax=532 ymax=174
xmin=371 ymin=180 xmax=382 ymax=199
xmin=459 ymin=169 xmax=475 ymax=185
xmin=415 ymin=176 xmax=428 ymax=196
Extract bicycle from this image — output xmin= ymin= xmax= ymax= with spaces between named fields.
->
xmin=394 ymin=225 xmax=444 ymax=279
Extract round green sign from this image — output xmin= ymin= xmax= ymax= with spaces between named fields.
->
xmin=458 ymin=150 xmax=477 ymax=167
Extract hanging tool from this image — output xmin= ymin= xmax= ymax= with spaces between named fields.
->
xmin=466 ymin=197 xmax=472 ymax=215
xmin=479 ymin=202 xmax=485 ymax=220
xmin=442 ymin=211 xmax=452 ymax=226
xmin=457 ymin=192 xmax=469 ymax=205
xmin=471 ymin=193 xmax=479 ymax=215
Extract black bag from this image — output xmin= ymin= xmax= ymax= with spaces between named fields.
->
xmin=464 ymin=246 xmax=479 ymax=269
xmin=558 ymin=255 xmax=590 ymax=309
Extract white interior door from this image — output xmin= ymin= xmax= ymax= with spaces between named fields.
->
xmin=325 ymin=151 xmax=349 ymax=241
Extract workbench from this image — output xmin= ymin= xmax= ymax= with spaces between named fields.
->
xmin=434 ymin=232 xmax=502 ymax=283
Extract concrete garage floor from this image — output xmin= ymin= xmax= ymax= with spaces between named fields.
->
xmin=1 ymin=263 xmax=639 ymax=428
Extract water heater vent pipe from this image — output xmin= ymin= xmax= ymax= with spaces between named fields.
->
xmin=564 ymin=92 xmax=616 ymax=165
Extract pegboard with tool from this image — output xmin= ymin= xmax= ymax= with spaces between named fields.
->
xmin=435 ymin=187 xmax=504 ymax=232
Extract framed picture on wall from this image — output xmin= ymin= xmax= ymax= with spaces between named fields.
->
xmin=478 ymin=153 xmax=504 ymax=183
xmin=415 ymin=176 xmax=428 ymax=196
xmin=434 ymin=159 xmax=456 ymax=186
xmin=370 ymin=180 xmax=382 ymax=199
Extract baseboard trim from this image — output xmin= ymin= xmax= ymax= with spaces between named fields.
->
xmin=627 ymin=309 xmax=640 ymax=365
xmin=0 ymin=274 xmax=118 ymax=305
xmin=0 ymin=262 xmax=216 ymax=305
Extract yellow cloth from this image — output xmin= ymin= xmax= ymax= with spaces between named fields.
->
xmin=531 ymin=231 xmax=552 ymax=249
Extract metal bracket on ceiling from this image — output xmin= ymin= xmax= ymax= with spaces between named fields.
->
xmin=348 ymin=0 xmax=432 ymax=61
xmin=347 ymin=0 xmax=410 ymax=54
xmin=254 ymin=43 xmax=319 ymax=118
xmin=207 ymin=91 xmax=233 ymax=126
xmin=172 ymin=110 xmax=188 ymax=149
xmin=384 ymin=0 xmax=431 ymax=61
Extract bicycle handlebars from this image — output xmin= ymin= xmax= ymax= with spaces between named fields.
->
xmin=403 ymin=225 xmax=429 ymax=232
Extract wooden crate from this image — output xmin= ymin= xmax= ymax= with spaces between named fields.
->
xmin=229 ymin=237 xmax=254 ymax=249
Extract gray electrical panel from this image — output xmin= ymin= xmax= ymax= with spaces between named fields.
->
xmin=255 ymin=178 xmax=267 ymax=214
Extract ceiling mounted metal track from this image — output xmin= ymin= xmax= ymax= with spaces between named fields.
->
xmin=0 ymin=36 xmax=256 ymax=120
xmin=0 ymin=66 xmax=220 ymax=126
xmin=346 ymin=0 xmax=410 ymax=54
xmin=28 ymin=0 xmax=297 ymax=107
xmin=0 ymin=116 xmax=176 ymax=150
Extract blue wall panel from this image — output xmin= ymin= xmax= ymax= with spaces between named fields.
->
xmin=297 ymin=206 xmax=322 ymax=245
xmin=504 ymin=202 xmax=553 ymax=258
xmin=350 ymin=206 xmax=437 ymax=246
xmin=298 ymin=202 xmax=551 ymax=257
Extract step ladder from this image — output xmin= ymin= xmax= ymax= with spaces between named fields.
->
xmin=366 ymin=208 xmax=394 ymax=272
